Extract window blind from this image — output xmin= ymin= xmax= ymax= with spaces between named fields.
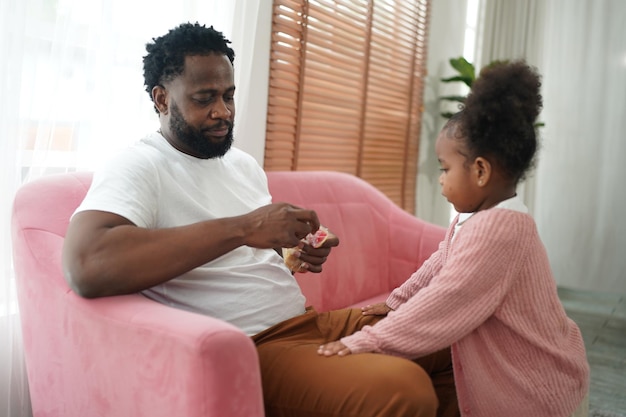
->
xmin=264 ymin=0 xmax=431 ymax=212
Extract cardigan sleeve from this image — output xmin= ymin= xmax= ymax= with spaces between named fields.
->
xmin=386 ymin=216 xmax=457 ymax=309
xmin=386 ymin=240 xmax=446 ymax=310
xmin=342 ymin=209 xmax=537 ymax=358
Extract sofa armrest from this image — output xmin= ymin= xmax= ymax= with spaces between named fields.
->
xmin=55 ymin=292 xmax=264 ymax=417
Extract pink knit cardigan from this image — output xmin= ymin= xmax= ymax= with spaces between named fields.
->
xmin=341 ymin=208 xmax=589 ymax=417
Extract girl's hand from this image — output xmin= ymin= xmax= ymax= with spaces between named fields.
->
xmin=361 ymin=302 xmax=392 ymax=316
xmin=317 ymin=341 xmax=352 ymax=357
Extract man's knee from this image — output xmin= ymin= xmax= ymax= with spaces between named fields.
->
xmin=259 ymin=343 xmax=439 ymax=417
xmin=375 ymin=358 xmax=439 ymax=417
xmin=355 ymin=357 xmax=439 ymax=417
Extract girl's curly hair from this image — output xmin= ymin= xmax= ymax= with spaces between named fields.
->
xmin=142 ymin=22 xmax=235 ymax=113
xmin=450 ymin=60 xmax=543 ymax=183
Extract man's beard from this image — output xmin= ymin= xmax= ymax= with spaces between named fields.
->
xmin=169 ymin=101 xmax=234 ymax=159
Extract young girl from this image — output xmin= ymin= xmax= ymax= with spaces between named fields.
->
xmin=318 ymin=61 xmax=589 ymax=417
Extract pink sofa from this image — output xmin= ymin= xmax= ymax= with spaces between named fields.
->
xmin=11 ymin=170 xmax=445 ymax=417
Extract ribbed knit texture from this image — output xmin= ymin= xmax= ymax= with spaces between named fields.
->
xmin=341 ymin=208 xmax=589 ymax=417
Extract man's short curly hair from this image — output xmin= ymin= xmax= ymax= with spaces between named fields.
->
xmin=447 ymin=60 xmax=543 ymax=183
xmin=143 ymin=22 xmax=235 ymax=112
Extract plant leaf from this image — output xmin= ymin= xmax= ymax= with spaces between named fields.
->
xmin=449 ymin=57 xmax=475 ymax=85
xmin=440 ymin=75 xmax=473 ymax=86
xmin=439 ymin=95 xmax=466 ymax=103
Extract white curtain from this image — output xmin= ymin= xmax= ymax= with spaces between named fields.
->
xmin=535 ymin=0 xmax=626 ymax=293
xmin=416 ymin=0 xmax=471 ymax=227
xmin=1 ymin=0 xmax=272 ymax=415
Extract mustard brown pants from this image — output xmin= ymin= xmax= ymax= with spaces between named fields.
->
xmin=253 ymin=307 xmax=459 ymax=417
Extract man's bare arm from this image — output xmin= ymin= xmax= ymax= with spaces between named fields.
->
xmin=62 ymin=203 xmax=319 ymax=298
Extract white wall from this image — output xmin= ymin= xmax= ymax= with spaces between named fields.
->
xmin=415 ymin=0 xmax=470 ymax=227
xmin=231 ymin=0 xmax=273 ymax=165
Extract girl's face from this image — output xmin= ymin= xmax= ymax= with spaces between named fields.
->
xmin=435 ymin=130 xmax=483 ymax=213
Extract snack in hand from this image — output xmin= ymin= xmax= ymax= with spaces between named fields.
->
xmin=283 ymin=226 xmax=329 ymax=273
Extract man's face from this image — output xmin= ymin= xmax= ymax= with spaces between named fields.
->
xmin=169 ymin=99 xmax=233 ymax=159
xmin=159 ymin=53 xmax=236 ymax=159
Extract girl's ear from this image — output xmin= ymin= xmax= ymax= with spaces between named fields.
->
xmin=473 ymin=157 xmax=492 ymax=187
xmin=152 ymin=85 xmax=168 ymax=115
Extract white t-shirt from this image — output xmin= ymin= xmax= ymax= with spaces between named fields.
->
xmin=75 ymin=132 xmax=306 ymax=335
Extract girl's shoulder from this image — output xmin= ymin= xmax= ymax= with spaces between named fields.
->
xmin=475 ymin=206 xmax=534 ymax=223
xmin=464 ymin=208 xmax=538 ymax=242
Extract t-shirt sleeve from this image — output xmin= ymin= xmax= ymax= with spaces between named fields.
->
xmin=74 ymin=149 xmax=159 ymax=228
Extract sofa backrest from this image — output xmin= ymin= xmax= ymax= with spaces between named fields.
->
xmin=11 ymin=170 xmax=445 ymax=314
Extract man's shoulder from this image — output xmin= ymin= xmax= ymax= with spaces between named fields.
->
xmin=132 ymin=131 xmax=169 ymax=157
xmin=225 ymin=146 xmax=258 ymax=164
xmin=223 ymin=147 xmax=266 ymax=178
xmin=93 ymin=133 xmax=165 ymax=181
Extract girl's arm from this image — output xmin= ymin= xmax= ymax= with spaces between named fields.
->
xmin=385 ymin=239 xmax=447 ymax=309
xmin=341 ymin=210 xmax=535 ymax=358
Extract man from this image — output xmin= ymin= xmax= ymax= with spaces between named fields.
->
xmin=62 ymin=22 xmax=458 ymax=417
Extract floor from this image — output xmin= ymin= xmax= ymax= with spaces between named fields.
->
xmin=558 ymin=287 xmax=626 ymax=416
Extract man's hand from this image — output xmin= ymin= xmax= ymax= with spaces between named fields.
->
xmin=293 ymin=230 xmax=339 ymax=273
xmin=317 ymin=340 xmax=352 ymax=357
xmin=242 ymin=203 xmax=321 ymax=249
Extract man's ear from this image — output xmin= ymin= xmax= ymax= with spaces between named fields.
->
xmin=473 ymin=157 xmax=492 ymax=187
xmin=152 ymin=85 xmax=168 ymax=115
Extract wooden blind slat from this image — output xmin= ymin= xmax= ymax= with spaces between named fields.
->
xmin=265 ymin=0 xmax=431 ymax=211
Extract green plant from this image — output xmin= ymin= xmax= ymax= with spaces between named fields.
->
xmin=439 ymin=57 xmax=475 ymax=119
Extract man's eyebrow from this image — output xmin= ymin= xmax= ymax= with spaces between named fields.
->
xmin=194 ymin=86 xmax=236 ymax=94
